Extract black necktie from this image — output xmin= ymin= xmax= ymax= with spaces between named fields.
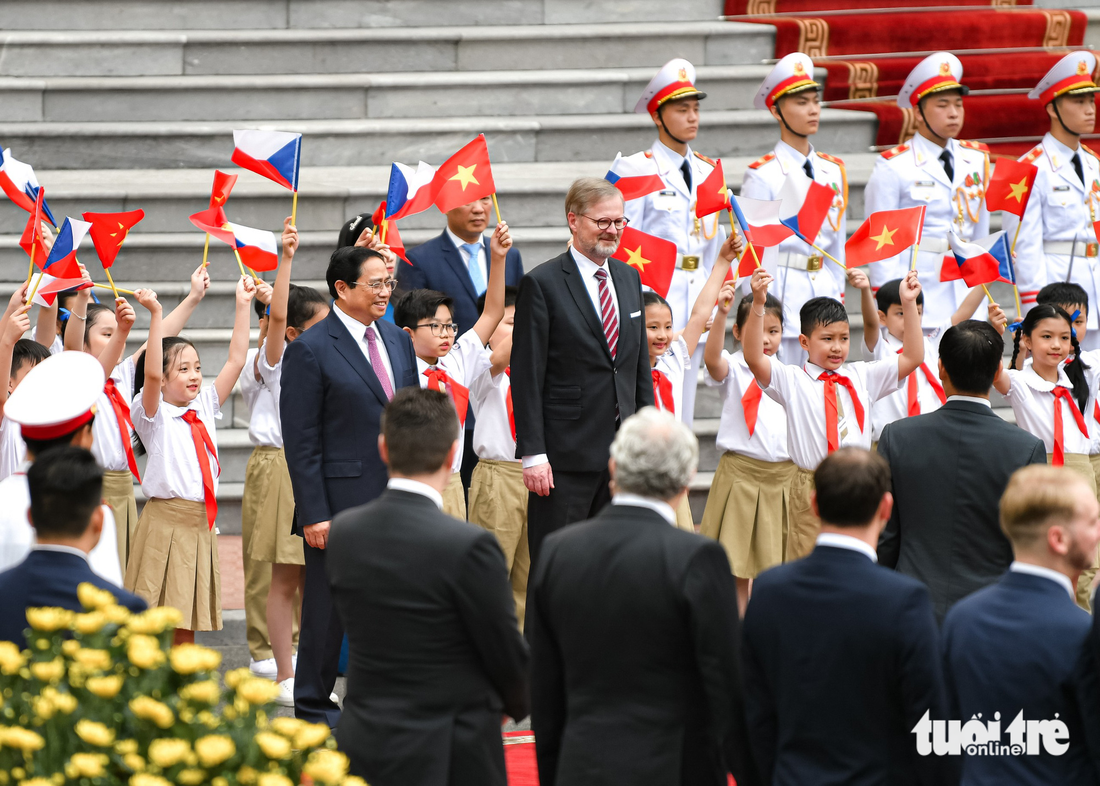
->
xmin=940 ymin=150 xmax=954 ymax=183
xmin=1074 ymin=152 xmax=1085 ymax=186
xmin=680 ymin=159 xmax=692 ymax=191
xmin=803 ymin=158 xmax=814 ymax=180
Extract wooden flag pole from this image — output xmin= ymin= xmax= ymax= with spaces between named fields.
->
xmin=27 ymin=269 xmax=46 ymax=303
xmin=102 ymin=267 xmax=120 ymax=300
xmin=380 ymin=220 xmax=388 ymax=246
xmin=202 ymin=233 xmax=211 ymax=268
xmin=807 ymin=240 xmax=847 ymax=272
xmin=93 ymin=283 xmax=136 ymax=296
xmin=1010 ymin=219 xmax=1023 ymax=256
xmin=727 ymin=206 xmax=760 ymax=268
xmin=25 ymin=243 xmax=36 ymax=287
xmin=909 ymin=206 xmax=926 ymax=272
xmin=491 ymin=193 xmax=503 ymax=225
xmin=233 ymin=248 xmax=249 ymax=279
xmin=291 ymin=190 xmax=298 ymax=227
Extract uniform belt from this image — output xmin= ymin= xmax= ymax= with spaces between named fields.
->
xmin=915 ymin=237 xmax=948 ymax=254
xmin=1044 ymin=240 xmax=1100 ymax=257
xmin=677 ymin=254 xmax=700 ymax=271
xmin=777 ymin=252 xmax=824 ymax=272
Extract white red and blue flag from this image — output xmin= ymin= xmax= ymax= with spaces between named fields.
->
xmin=385 ymin=161 xmax=438 ymax=221
xmin=43 ymin=217 xmax=91 ymax=280
xmin=228 ymin=222 xmax=279 ymax=272
xmin=0 ymin=149 xmax=56 ymax=226
xmin=942 ymin=231 xmax=1015 ymax=287
xmin=231 ymin=130 xmax=302 ymax=191
xmin=605 ymin=152 xmax=666 ymax=201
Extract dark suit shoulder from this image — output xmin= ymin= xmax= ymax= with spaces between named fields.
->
xmin=756 ymin=548 xmax=931 ymax=603
xmin=526 ymin=251 xmax=572 ymax=283
xmin=884 ymin=404 xmax=1043 ymax=450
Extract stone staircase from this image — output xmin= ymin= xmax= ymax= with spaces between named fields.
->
xmin=0 ymin=0 xmax=1046 ymax=531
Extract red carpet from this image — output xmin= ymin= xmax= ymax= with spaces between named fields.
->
xmin=727 ymin=0 xmax=1031 ymax=12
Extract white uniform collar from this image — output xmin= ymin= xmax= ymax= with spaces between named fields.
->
xmin=1019 ymin=357 xmax=1073 ymax=392
xmin=612 ymin=493 xmax=677 ymax=526
xmin=775 ymin=140 xmax=815 ymax=175
xmin=653 ymin=139 xmax=690 ymax=168
xmin=387 ymin=477 xmax=444 ymax=510
xmin=1010 ymin=561 xmax=1075 ymax=600
xmin=946 ymin=394 xmax=992 ymax=408
xmin=1043 ymin=132 xmax=1080 ymax=174
xmin=816 ymin=532 xmax=878 ymax=562
xmin=804 ymin=361 xmax=845 ymax=380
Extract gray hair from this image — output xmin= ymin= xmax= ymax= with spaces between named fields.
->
xmin=610 ymin=407 xmax=698 ymax=500
xmin=564 ymin=177 xmax=623 ymax=218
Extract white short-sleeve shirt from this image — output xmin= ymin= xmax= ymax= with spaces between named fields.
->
xmin=864 ymin=327 xmax=947 ymax=441
xmin=92 ymin=357 xmax=137 ymax=473
xmin=417 ymin=332 xmax=493 ymax=473
xmin=0 ymin=416 xmax=26 ymax=483
xmin=1005 ymin=361 xmax=1091 ymax=456
xmin=706 ymin=349 xmax=789 ymax=462
xmin=131 ymin=384 xmax=222 ymax=502
xmin=764 ymin=354 xmax=903 ymax=470
xmin=239 ymin=347 xmax=281 ymax=449
xmin=653 ymin=337 xmax=690 ymax=422
xmin=470 ymin=367 xmax=517 ymax=464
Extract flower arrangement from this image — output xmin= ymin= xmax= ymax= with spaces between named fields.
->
xmin=0 ymin=584 xmax=366 ymax=786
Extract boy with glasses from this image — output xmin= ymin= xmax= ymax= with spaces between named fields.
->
xmin=394 ymin=222 xmax=512 ymax=518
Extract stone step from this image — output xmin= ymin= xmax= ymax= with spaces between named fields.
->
xmin=0 ymin=22 xmax=771 ymax=78
xmin=0 ymin=108 xmax=874 ymax=170
xmin=1 ymin=65 xmax=782 ymax=123
xmin=0 ymin=0 xmax=726 ymax=30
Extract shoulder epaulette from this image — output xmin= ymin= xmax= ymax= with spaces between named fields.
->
xmin=1082 ymin=144 xmax=1100 ymax=161
xmin=1022 ymin=145 xmax=1043 ymax=164
xmin=693 ymin=151 xmax=716 ymax=167
xmin=959 ymin=139 xmax=990 ymax=155
xmin=816 ymin=151 xmax=845 ymax=168
xmin=748 ymin=152 xmax=776 ymax=170
xmin=880 ymin=143 xmax=909 ymax=161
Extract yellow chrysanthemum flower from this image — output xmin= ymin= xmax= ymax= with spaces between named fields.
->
xmin=127 ymin=634 xmax=166 ymax=670
xmin=127 ymin=607 xmax=183 ymax=636
xmin=254 ymin=731 xmax=291 ymax=760
xmin=168 ymin=644 xmax=222 ymax=675
xmin=123 ymin=754 xmax=145 ymax=773
xmin=341 ymin=777 xmax=368 ymax=786
xmin=269 ymin=717 xmax=305 ymax=738
xmin=303 ymin=749 xmax=350 ymax=785
xmin=223 ymin=667 xmax=251 ymax=689
xmin=25 ymin=607 xmax=73 ymax=632
xmin=177 ymin=769 xmax=206 ymax=786
xmin=77 ymin=583 xmax=117 ymax=610
xmin=115 ymin=739 xmax=139 ymax=755
xmin=255 ymin=773 xmax=293 ymax=786
xmin=2 ymin=726 xmax=44 ymax=751
xmin=148 ymin=739 xmax=191 ymax=769
xmin=61 ymin=639 xmax=80 ymax=657
xmin=129 ymin=696 xmax=175 ymax=729
xmin=73 ymin=648 xmax=112 ymax=671
xmin=193 ymin=735 xmax=235 ymax=768
xmin=0 ymin=642 xmax=24 ymax=675
xmin=103 ymin=604 xmax=132 ymax=625
xmin=29 ymin=657 xmax=65 ymax=683
xmin=237 ymin=678 xmax=280 ymax=706
xmin=18 ymin=778 xmax=52 ymax=786
xmin=129 ymin=774 xmax=171 ymax=786
xmin=236 ymin=766 xmax=257 ymax=785
xmin=178 ymin=679 xmax=220 ymax=705
xmin=75 ymin=719 xmax=116 ymax=747
xmin=72 ymin=611 xmax=108 ymax=635
xmin=293 ymin=722 xmax=331 ymax=750
xmin=86 ymin=674 xmax=124 ymax=699
xmin=212 ymin=778 xmax=228 ymax=786
xmin=66 ymin=753 xmax=108 ymax=779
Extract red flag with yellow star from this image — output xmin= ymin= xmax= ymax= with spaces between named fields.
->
xmin=209 ymin=170 xmax=238 ymax=209
xmin=696 ymin=158 xmax=732 ymax=219
xmin=371 ymin=201 xmax=409 ymax=264
xmin=433 ymin=134 xmax=496 ymax=214
xmin=81 ymin=209 xmax=145 ymax=268
xmin=612 ymin=226 xmax=677 ymax=298
xmin=845 ymin=207 xmax=924 ymax=268
xmin=985 ymin=158 xmax=1037 ymax=218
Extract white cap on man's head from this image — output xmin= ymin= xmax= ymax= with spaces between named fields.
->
xmin=897 ymin=52 xmax=967 ymax=109
xmin=634 ymin=58 xmax=707 ymax=115
xmin=754 ymin=52 xmax=819 ymax=110
xmin=6 ymin=351 xmax=104 ymax=440
xmin=1029 ymin=51 xmax=1100 ymax=105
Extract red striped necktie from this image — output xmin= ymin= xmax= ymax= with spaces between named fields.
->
xmin=181 ymin=410 xmax=220 ymax=530
xmin=1051 ymin=386 xmax=1089 ymax=467
xmin=652 ymin=369 xmax=675 ymax=415
xmin=594 ymin=267 xmax=619 ymax=359
xmin=104 ymin=379 xmax=141 ymax=481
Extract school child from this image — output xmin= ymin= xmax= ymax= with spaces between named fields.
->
xmin=125 ymin=276 xmax=256 ymax=644
xmin=742 ymin=267 xmax=924 ymax=560
xmin=0 ymin=281 xmax=50 ymax=483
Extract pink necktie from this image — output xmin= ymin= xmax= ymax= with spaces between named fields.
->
xmin=365 ymin=327 xmax=394 ymax=400
xmin=595 ymin=268 xmax=618 ymax=359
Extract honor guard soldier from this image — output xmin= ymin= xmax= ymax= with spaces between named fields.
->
xmin=618 ymin=58 xmax=727 ymax=426
xmin=1003 ymin=51 xmax=1100 ymax=347
xmin=743 ymin=52 xmax=848 ymax=363
xmin=864 ymin=52 xmax=990 ymax=328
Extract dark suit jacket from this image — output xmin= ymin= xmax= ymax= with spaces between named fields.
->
xmin=281 ymin=310 xmax=418 ymax=527
xmin=327 ymin=488 xmax=529 ymax=786
xmin=529 ymin=504 xmax=760 ymax=786
xmin=0 ymin=550 xmax=146 ymax=644
xmin=943 ymin=570 xmax=1099 ymax=786
xmin=742 ymin=545 xmax=958 ymax=786
xmin=511 ymin=251 xmax=653 ymax=470
xmin=400 ymin=230 xmax=524 ymax=334
xmin=876 ymin=399 xmax=1047 ymax=620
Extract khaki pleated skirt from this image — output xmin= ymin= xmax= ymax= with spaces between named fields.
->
xmin=674 ymin=496 xmax=695 ymax=533
xmin=124 ymin=497 xmax=222 ymax=632
xmin=701 ymin=452 xmax=796 ymax=577
xmin=242 ymin=447 xmax=302 ymax=565
xmin=443 ymin=471 xmax=467 ymax=520
xmin=1091 ymin=454 xmax=1100 ymax=500
xmin=787 ymin=466 xmax=820 ymax=563
xmin=102 ymin=469 xmax=138 ymax=571
xmin=1055 ymin=453 xmax=1099 ymax=611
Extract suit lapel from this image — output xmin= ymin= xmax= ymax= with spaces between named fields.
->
xmin=562 ymin=254 xmax=613 ymax=361
xmin=608 ymin=260 xmax=636 ymax=366
xmin=327 ymin=311 xmax=389 ymax=406
xmin=378 ymin=320 xmax=408 ymax=390
xmin=440 ymin=231 xmax=479 ymax=301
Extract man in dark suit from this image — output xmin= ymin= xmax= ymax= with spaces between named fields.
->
xmin=942 ymin=465 xmax=1100 ymax=786
xmin=328 ymin=387 xmax=528 ymax=786
xmin=742 ymin=448 xmax=958 ymax=786
xmin=281 ymin=246 xmax=418 ymax=727
xmin=0 ymin=447 xmax=145 ymax=644
xmin=529 ymin=408 xmax=759 ymax=786
xmin=877 ymin=320 xmax=1046 ymax=620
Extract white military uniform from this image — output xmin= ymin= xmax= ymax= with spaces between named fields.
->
xmin=1002 ymin=51 xmax=1100 ymax=349
xmin=622 ymin=58 xmax=727 ymax=426
xmin=864 ymin=52 xmax=989 ymax=327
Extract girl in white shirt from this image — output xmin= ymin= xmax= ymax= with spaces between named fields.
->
xmin=125 ymin=276 xmax=255 ymax=644
xmin=700 ymin=284 xmax=793 ymax=609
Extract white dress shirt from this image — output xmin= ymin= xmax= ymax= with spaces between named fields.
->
xmin=0 ymin=416 xmax=26 ymax=484
xmin=864 ymin=326 xmax=947 ymax=441
xmin=239 ymin=348 xmax=282 ymax=449
xmin=387 ymin=477 xmax=443 ymax=510
xmin=416 ymin=331 xmax=493 ymax=473
xmin=816 ymin=532 xmax=879 ymax=562
xmin=1004 ymin=361 xmax=1091 ymax=456
xmin=1010 ymin=561 xmax=1074 ymax=600
xmin=705 ymin=349 xmax=790 ymax=461
xmin=446 ymin=227 xmax=488 ymax=292
xmin=332 ymin=303 xmax=395 ymax=393
xmin=132 ymin=385 xmax=222 ymax=503
xmin=92 ymin=357 xmax=138 ymax=472
xmin=612 ymin=492 xmax=677 ymax=526
xmin=470 ymin=367 xmax=518 ymax=463
xmin=946 ymin=394 xmax=992 ymax=408
xmin=654 ymin=337 xmax=690 ymax=422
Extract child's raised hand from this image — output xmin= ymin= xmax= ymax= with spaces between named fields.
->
xmin=253 ymin=279 xmax=273 ymax=306
xmin=189 ymin=263 xmax=211 ymax=301
xmin=115 ymin=297 xmax=136 ymax=331
xmin=847 ymin=267 xmax=870 ymax=290
xmin=76 ymin=262 xmax=93 ymax=287
xmin=237 ymin=275 xmax=257 ymax=304
xmin=718 ymin=230 xmax=745 ymax=263
xmin=9 ymin=282 xmax=28 ymax=312
xmin=717 ymin=281 xmax=737 ymax=314
xmin=491 ymin=222 xmax=512 ymax=255
xmin=282 ymin=217 xmax=299 ymax=258
xmin=6 ymin=303 xmax=31 ymax=342
xmin=899 ymin=270 xmax=922 ymax=302
xmin=750 ymin=267 xmax=773 ymax=302
xmin=355 ymin=226 xmax=374 ymax=248
xmin=134 ymin=288 xmax=161 ymax=315
xmin=988 ymin=301 xmax=1007 ymax=335
xmin=40 ymin=223 xmax=55 ymax=255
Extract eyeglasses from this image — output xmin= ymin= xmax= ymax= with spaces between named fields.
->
xmin=582 ymin=215 xmax=629 ymax=231
xmin=347 ymin=278 xmax=397 ymax=293
xmin=414 ymin=322 xmax=459 ymax=337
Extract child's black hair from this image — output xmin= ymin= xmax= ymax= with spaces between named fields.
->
xmin=393 ymin=289 xmax=454 ymax=331
xmin=286 ymin=284 xmax=329 ymax=331
xmin=642 ymin=290 xmax=672 ymax=314
xmin=735 ymin=293 xmax=783 ymax=333
xmin=338 ymin=213 xmax=372 ymax=249
xmin=476 ymin=286 xmax=518 ymax=316
xmin=12 ymin=339 xmax=50 ymax=378
xmin=875 ymin=278 xmax=924 ymax=314
xmin=799 ymin=296 xmax=848 ymax=337
xmin=254 ymin=295 xmax=268 ymax=321
xmin=1036 ymin=282 xmax=1089 ymax=316
xmin=1010 ymin=304 xmax=1090 ymax=413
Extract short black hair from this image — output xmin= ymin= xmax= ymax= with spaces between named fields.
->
xmin=381 ymin=388 xmax=459 ymax=476
xmin=82 ymin=303 xmax=115 ymax=347
xmin=1036 ymin=282 xmax=1089 ymax=316
xmin=393 ymin=289 xmax=454 ymax=331
xmin=875 ymin=278 xmax=923 ymax=313
xmin=939 ymin=320 xmax=1004 ymax=395
xmin=800 ymin=296 xmax=848 ymax=337
xmin=326 ymin=246 xmax=386 ymax=300
xmin=814 ymin=447 xmax=891 ymax=527
xmin=12 ymin=339 xmax=50 ymax=378
xmin=287 ymin=284 xmax=328 ymax=330
xmin=736 ymin=293 xmax=783 ymax=332
xmin=23 ymin=416 xmax=95 ymax=459
xmin=477 ymin=286 xmax=518 ymax=315
xmin=254 ymin=294 xmax=268 ymax=321
xmin=28 ymin=446 xmax=103 ymax=540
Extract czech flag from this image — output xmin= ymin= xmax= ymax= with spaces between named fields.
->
xmin=777 ymin=167 xmax=835 ymax=246
xmin=19 ymin=186 xmax=49 ymax=263
xmin=228 ymin=222 xmax=280 ymax=272
xmin=210 ymin=170 xmax=238 ymax=208
xmin=611 ymin=226 xmax=677 ymax=298
xmin=82 ymin=209 xmax=145 ymax=268
xmin=730 ymin=195 xmax=794 ymax=247
xmin=385 ymin=161 xmax=438 ymax=221
xmin=606 ymin=152 xmax=665 ymax=202
xmin=372 ymin=201 xmax=408 ymax=264
xmin=231 ymin=130 xmax=302 ymax=191
xmin=695 ymin=159 xmax=732 ymax=219
xmin=32 ymin=274 xmax=92 ymax=308
xmin=986 ymin=159 xmax=1037 ymax=218
xmin=0 ymin=149 xmax=56 ymax=226
xmin=433 ymin=135 xmax=496 ymax=214
xmin=43 ymin=217 xmax=91 ymax=280
xmin=941 ymin=231 xmax=1015 ymax=287
xmin=189 ymin=206 xmax=236 ymax=245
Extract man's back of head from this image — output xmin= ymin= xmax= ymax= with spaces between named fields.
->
xmin=379 ymin=387 xmax=458 ymax=480
xmin=938 ymin=320 xmax=1003 ymax=396
xmin=813 ymin=447 xmax=892 ymax=530
xmin=28 ymin=446 xmax=104 ymax=549
xmin=609 ymin=407 xmax=698 ymax=504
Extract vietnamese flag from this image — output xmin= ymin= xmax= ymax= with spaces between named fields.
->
xmin=82 ymin=209 xmax=145 ymax=269
xmin=19 ymin=186 xmax=49 ymax=264
xmin=986 ymin=158 xmax=1037 ymax=218
xmin=210 ymin=170 xmax=238 ymax=209
xmin=189 ymin=205 xmax=236 ymax=245
xmin=846 ymin=207 xmax=925 ymax=268
xmin=433 ymin=135 xmax=496 ymax=214
xmin=696 ymin=159 xmax=733 ymax=219
xmin=371 ymin=201 xmax=408 ymax=265
xmin=612 ymin=227 xmax=677 ymax=298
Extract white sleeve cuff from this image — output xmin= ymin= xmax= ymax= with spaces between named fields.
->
xmin=522 ymin=454 xmax=549 ymax=469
